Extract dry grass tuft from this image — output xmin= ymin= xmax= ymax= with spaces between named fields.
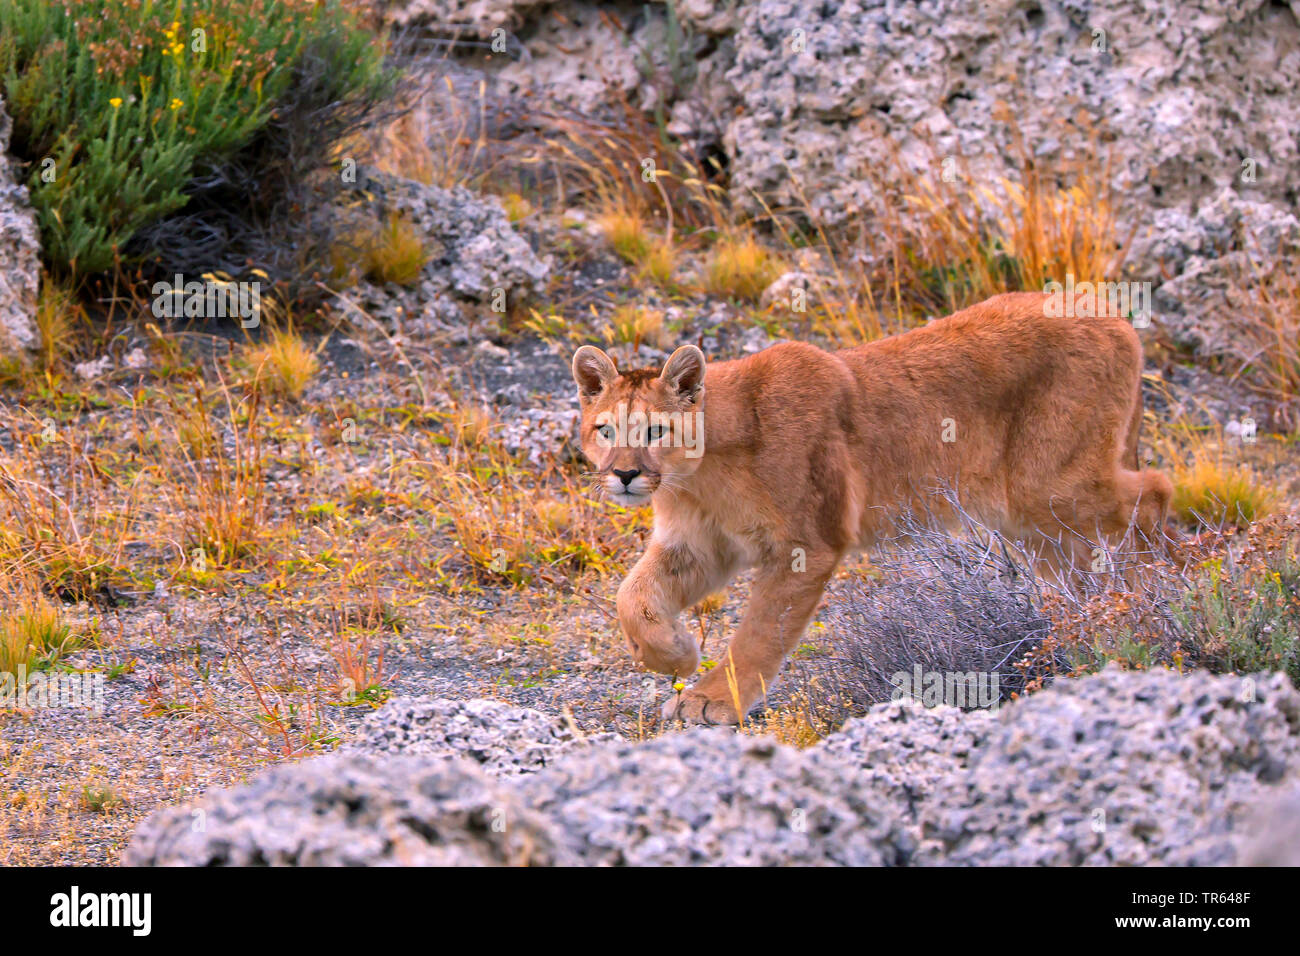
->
xmin=1232 ymin=255 xmax=1300 ymax=429
xmin=608 ymin=303 xmax=668 ymax=350
xmin=600 ymin=207 xmax=653 ymax=265
xmin=0 ymin=588 xmax=75 ymax=677
xmin=704 ymin=233 xmax=782 ymax=302
xmin=1171 ymin=452 xmax=1278 ymax=529
xmin=34 ymin=278 xmax=84 ymax=376
xmin=242 ymin=328 xmax=320 ymax=402
xmin=638 ymin=238 xmax=677 ymax=288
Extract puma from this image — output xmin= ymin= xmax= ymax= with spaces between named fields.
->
xmin=571 ymin=291 xmax=1172 ymax=725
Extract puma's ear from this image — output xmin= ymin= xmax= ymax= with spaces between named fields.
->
xmin=572 ymin=346 xmax=618 ymax=400
xmin=660 ymin=345 xmax=706 ymax=402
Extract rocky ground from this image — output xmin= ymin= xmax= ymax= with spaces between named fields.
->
xmin=124 ymin=667 xmax=1300 ymax=866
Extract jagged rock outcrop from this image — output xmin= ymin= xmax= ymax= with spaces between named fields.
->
xmin=0 ymin=93 xmax=40 ymax=355
xmin=378 ymin=0 xmax=1300 ymax=350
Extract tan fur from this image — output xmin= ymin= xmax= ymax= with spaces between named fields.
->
xmin=572 ymin=292 xmax=1173 ymax=725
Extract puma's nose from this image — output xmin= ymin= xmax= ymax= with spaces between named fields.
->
xmin=612 ymin=468 xmax=641 ymax=487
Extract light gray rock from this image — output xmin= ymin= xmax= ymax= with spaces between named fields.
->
xmin=0 ymin=93 xmax=39 ymax=355
xmin=914 ymin=666 xmax=1300 ymax=866
xmin=521 ymin=729 xmax=914 ymax=865
xmin=721 ymin=0 xmax=1300 ymax=236
xmin=348 ymin=696 xmax=616 ymax=775
xmin=493 ymin=405 xmax=581 ymax=465
xmin=380 ymin=174 xmax=550 ymax=303
xmin=124 ymin=752 xmax=570 ymax=866
xmin=387 ymin=0 xmax=1300 ymax=308
xmin=819 ymin=699 xmax=994 ymax=829
xmin=378 ymin=0 xmax=548 ymax=35
xmin=1237 ymin=784 xmax=1300 ymax=866
xmin=1138 ymin=188 xmax=1300 ymax=351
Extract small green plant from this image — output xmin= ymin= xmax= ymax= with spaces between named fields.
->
xmin=0 ymin=0 xmax=390 ymax=277
xmin=1176 ymin=554 xmax=1300 ymax=683
xmin=79 ymin=781 xmax=125 ymax=813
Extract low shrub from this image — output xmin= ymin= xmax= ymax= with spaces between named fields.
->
xmin=790 ymin=504 xmax=1051 ymax=732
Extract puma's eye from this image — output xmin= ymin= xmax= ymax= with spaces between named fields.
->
xmin=647 ymin=424 xmax=667 ymax=442
xmin=595 ymin=424 xmax=616 ymax=445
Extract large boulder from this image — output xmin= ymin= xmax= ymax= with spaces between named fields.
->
xmin=0 ymin=93 xmax=40 ymax=356
xmin=721 ymin=0 xmax=1300 ymax=234
xmin=1138 ymin=188 xmax=1300 ymax=352
xmin=331 ymin=170 xmax=550 ymax=334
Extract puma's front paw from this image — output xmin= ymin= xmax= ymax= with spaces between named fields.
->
xmin=661 ymin=688 xmax=741 ymax=727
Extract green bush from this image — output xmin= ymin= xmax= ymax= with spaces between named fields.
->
xmin=0 ymin=0 xmax=391 ymax=278
xmin=1175 ymin=553 xmax=1300 ymax=683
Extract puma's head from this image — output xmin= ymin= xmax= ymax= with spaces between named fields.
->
xmin=571 ymin=344 xmax=707 ymax=505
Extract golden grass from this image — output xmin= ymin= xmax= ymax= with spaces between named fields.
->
xmin=0 ymin=437 xmax=135 ymax=602
xmin=34 ymin=277 xmax=83 ymax=376
xmin=738 ymin=112 xmax=1126 ymax=344
xmin=638 ymin=238 xmax=677 ymax=288
xmin=600 ymin=207 xmax=653 ymax=264
xmin=330 ymin=212 xmax=428 ymax=290
xmin=422 ymin=428 xmax=639 ymax=588
xmin=748 ymin=704 xmax=823 ymax=749
xmin=501 ymin=192 xmax=532 ymax=223
xmin=876 ymin=144 xmax=1126 ymax=317
xmin=365 ymin=213 xmax=428 ymax=286
xmin=1171 ymin=452 xmax=1278 ymax=528
xmin=608 ymin=303 xmax=668 ymax=350
xmin=0 ymin=589 xmax=74 ymax=677
xmin=242 ymin=328 xmax=319 ymax=402
xmin=1233 ymin=255 xmax=1300 ymax=429
xmin=163 ymin=381 xmax=267 ymax=571
xmin=704 ymin=233 xmax=783 ymax=302
xmin=448 ymin=403 xmax=495 ymax=450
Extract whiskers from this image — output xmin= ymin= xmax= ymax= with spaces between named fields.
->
xmin=580 ymin=470 xmax=607 ymax=500
xmin=656 ymin=473 xmax=689 ymax=500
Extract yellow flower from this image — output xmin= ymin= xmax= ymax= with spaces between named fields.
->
xmin=169 ymin=98 xmax=183 ymax=111
xmin=672 ymin=681 xmax=685 ymax=693
xmin=109 ymin=97 xmax=122 ymax=108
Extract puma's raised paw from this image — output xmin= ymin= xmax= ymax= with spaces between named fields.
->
xmin=660 ymin=688 xmax=741 ymax=727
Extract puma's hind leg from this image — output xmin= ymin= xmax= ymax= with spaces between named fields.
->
xmin=1023 ymin=465 xmax=1173 ymax=585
